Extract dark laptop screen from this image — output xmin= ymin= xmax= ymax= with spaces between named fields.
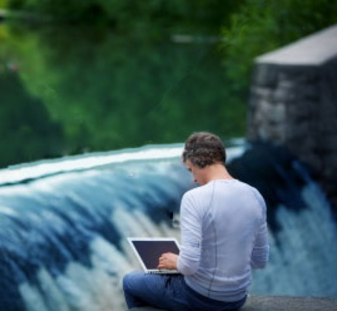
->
xmin=132 ymin=240 xmax=180 ymax=270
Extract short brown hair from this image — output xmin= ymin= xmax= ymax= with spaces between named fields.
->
xmin=182 ymin=132 xmax=226 ymax=168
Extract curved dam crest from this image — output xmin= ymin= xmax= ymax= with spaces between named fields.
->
xmin=0 ymin=142 xmax=337 ymax=311
xmin=0 ymin=145 xmax=195 ymax=311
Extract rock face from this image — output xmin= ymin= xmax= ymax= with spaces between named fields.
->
xmin=248 ymin=24 xmax=337 ymax=208
xmin=129 ymin=295 xmax=337 ymax=311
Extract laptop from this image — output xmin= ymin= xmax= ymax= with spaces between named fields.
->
xmin=128 ymin=237 xmax=181 ymax=274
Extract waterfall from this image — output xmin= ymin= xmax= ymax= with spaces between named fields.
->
xmin=0 ymin=142 xmax=336 ymax=311
xmin=228 ymin=142 xmax=337 ymax=298
xmin=0 ymin=145 xmax=195 ymax=311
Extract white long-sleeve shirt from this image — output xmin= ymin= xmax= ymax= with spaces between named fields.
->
xmin=177 ymin=179 xmax=269 ymax=302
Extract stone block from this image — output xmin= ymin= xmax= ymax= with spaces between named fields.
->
xmin=250 ymin=86 xmax=273 ymax=101
xmin=286 ymin=122 xmax=311 ymax=141
xmin=261 ymin=123 xmax=286 ymax=142
xmin=254 ymin=100 xmax=286 ymax=126
xmin=241 ymin=295 xmax=337 ymax=311
xmin=269 ymin=104 xmax=286 ymax=124
xmin=128 ymin=295 xmax=337 ymax=311
xmin=302 ymin=85 xmax=319 ymax=100
xmin=273 ymin=81 xmax=296 ymax=102
xmin=252 ymin=64 xmax=279 ymax=87
xmin=286 ymin=102 xmax=313 ymax=120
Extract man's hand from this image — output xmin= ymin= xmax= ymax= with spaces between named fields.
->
xmin=157 ymin=252 xmax=178 ymax=270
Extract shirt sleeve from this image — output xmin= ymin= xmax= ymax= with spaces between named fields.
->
xmin=177 ymin=192 xmax=202 ymax=275
xmin=251 ymin=191 xmax=269 ymax=269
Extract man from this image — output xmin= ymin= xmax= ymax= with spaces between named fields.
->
xmin=123 ymin=132 xmax=269 ymax=311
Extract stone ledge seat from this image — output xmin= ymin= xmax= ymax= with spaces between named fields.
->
xmin=129 ymin=295 xmax=337 ymax=311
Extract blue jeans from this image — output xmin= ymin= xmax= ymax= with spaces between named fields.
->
xmin=123 ymin=270 xmax=247 ymax=311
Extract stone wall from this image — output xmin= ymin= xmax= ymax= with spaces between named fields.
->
xmin=248 ymin=25 xmax=337 ymax=208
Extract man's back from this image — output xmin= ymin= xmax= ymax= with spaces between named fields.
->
xmin=178 ymin=179 xmax=269 ymax=302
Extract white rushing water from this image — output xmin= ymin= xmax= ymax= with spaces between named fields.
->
xmin=0 ymin=143 xmax=336 ymax=311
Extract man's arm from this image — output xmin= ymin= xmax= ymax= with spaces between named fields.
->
xmin=251 ymin=220 xmax=269 ymax=269
xmin=251 ymin=193 xmax=269 ymax=269
xmin=176 ymin=193 xmax=202 ymax=275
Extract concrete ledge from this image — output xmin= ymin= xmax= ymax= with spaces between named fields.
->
xmin=129 ymin=295 xmax=337 ymax=311
xmin=256 ymin=24 xmax=337 ymax=65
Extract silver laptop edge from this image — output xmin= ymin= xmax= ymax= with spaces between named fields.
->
xmin=127 ymin=237 xmax=181 ymax=274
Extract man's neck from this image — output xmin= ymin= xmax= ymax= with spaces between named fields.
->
xmin=203 ymin=163 xmax=234 ymax=184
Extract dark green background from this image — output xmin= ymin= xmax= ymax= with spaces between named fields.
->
xmin=0 ymin=25 xmax=246 ymax=168
xmin=1 ymin=0 xmax=336 ymax=169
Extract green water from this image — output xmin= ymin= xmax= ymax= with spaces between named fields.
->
xmin=0 ymin=24 xmax=246 ymax=169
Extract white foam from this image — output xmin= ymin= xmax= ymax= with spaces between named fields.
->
xmin=0 ymin=205 xmax=17 ymax=216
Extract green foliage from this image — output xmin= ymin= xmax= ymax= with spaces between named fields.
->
xmin=0 ymin=25 xmax=246 ymax=168
xmin=2 ymin=0 xmax=335 ymax=168
xmin=0 ymin=0 xmax=7 ymax=8
xmin=222 ymin=0 xmax=337 ymax=91
xmin=5 ymin=0 xmax=240 ymax=33
xmin=0 ymin=70 xmax=64 ymax=167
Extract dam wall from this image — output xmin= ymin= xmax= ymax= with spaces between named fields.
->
xmin=247 ymin=24 xmax=337 ymax=208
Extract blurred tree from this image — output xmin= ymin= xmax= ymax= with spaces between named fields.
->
xmin=0 ymin=0 xmax=8 ymax=8
xmin=0 ymin=69 xmax=64 ymax=168
xmin=222 ymin=0 xmax=337 ymax=92
xmin=0 ymin=26 xmax=246 ymax=164
xmin=2 ymin=0 xmax=335 ymax=168
xmin=5 ymin=0 xmax=241 ymax=33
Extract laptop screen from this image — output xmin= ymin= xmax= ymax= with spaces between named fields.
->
xmin=131 ymin=240 xmax=180 ymax=270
